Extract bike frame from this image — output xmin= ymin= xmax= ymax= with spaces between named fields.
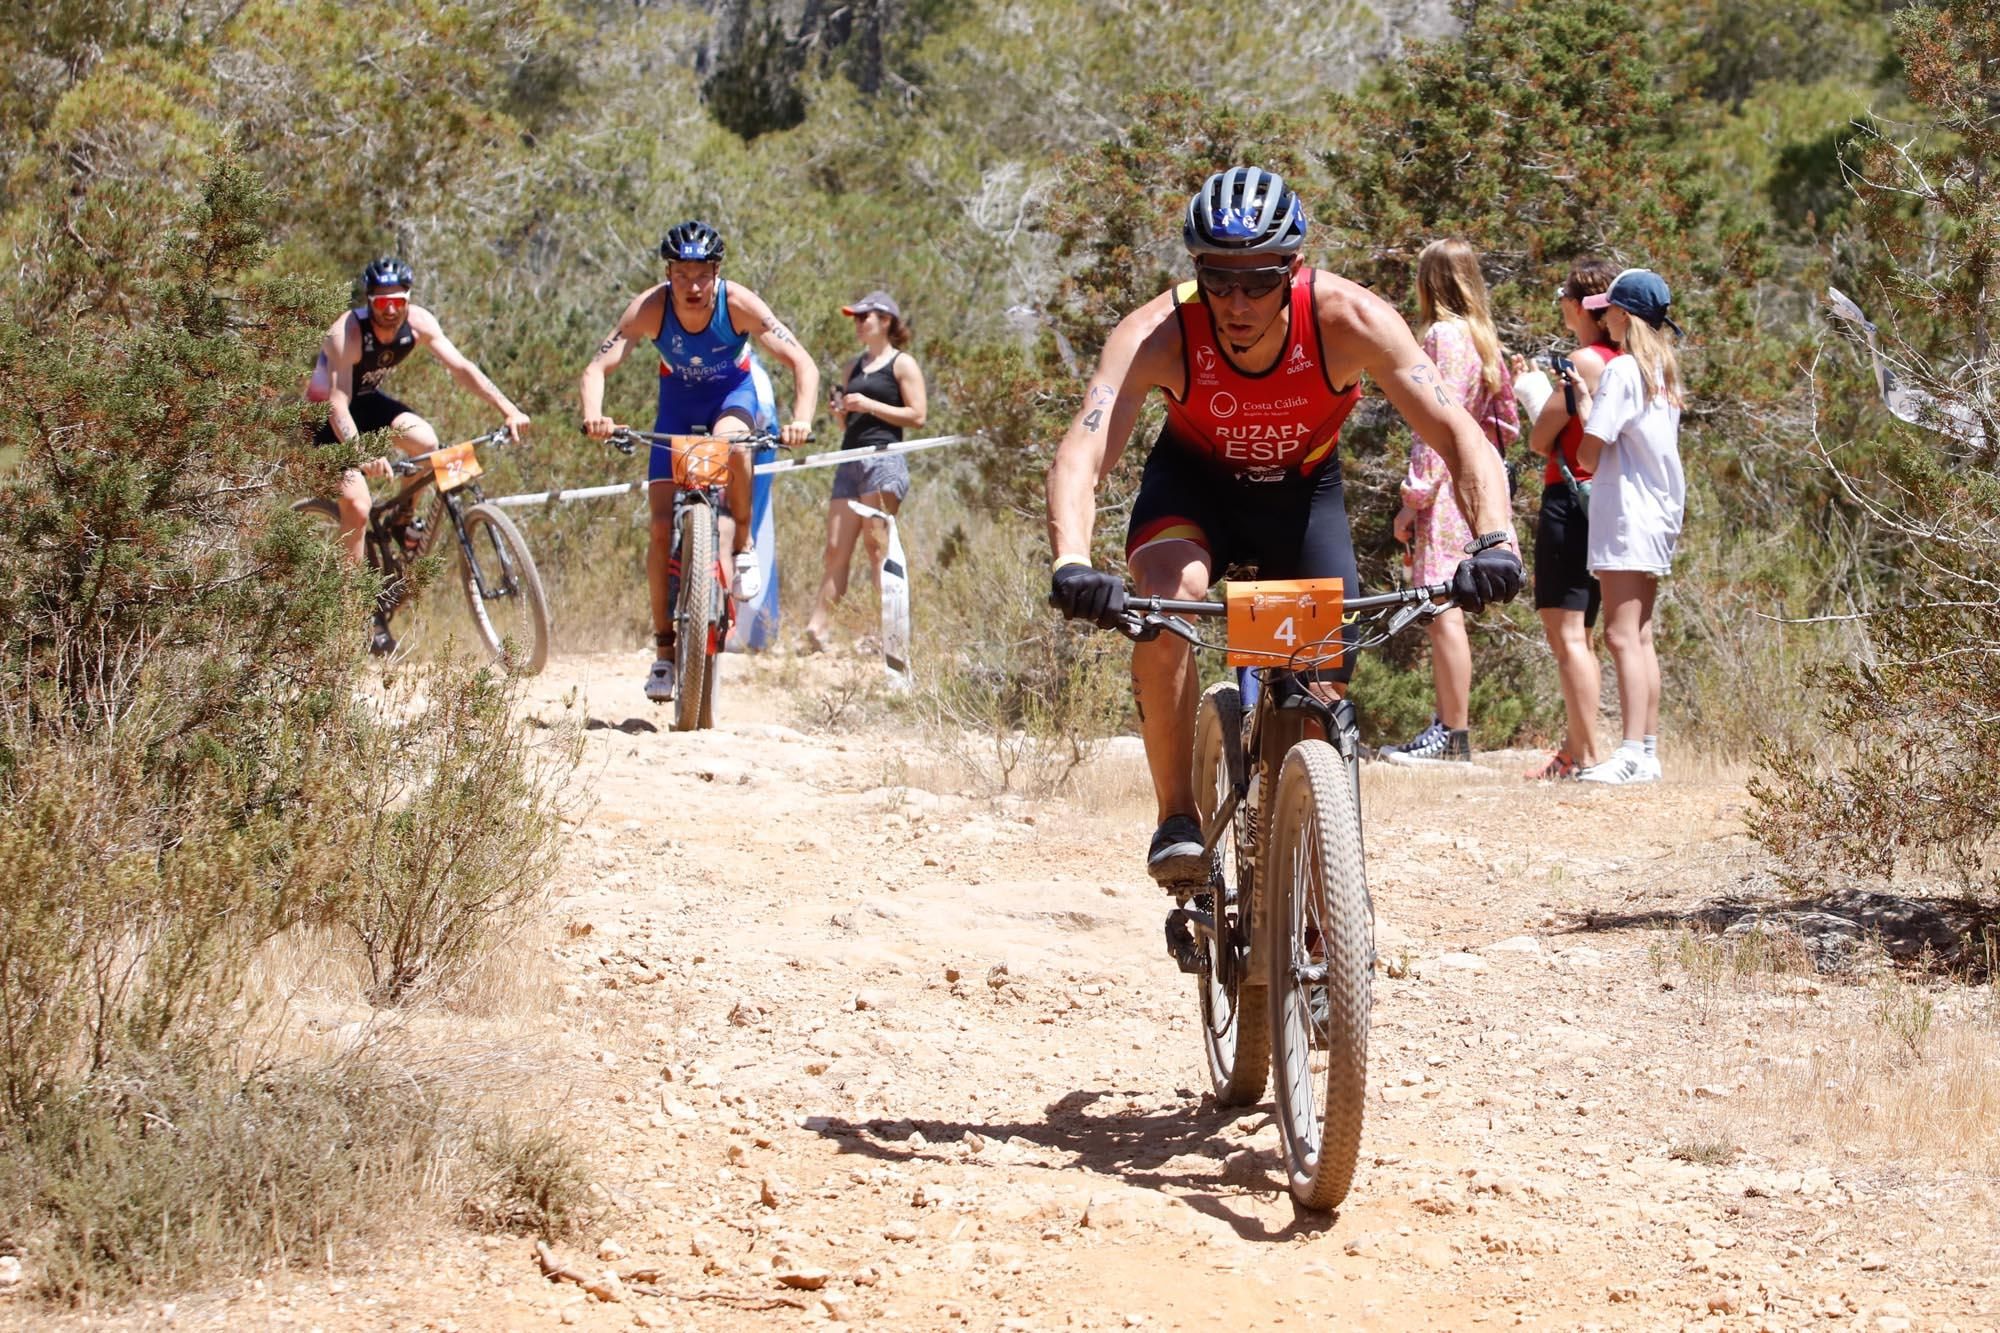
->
xmin=1118 ymin=584 xmax=1454 ymax=980
xmin=368 ymin=428 xmax=515 ymax=613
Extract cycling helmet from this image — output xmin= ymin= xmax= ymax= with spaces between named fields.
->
xmin=660 ymin=221 xmax=726 ymax=263
xmin=1183 ymin=167 xmax=1307 ymax=258
xmin=360 ymin=256 xmax=414 ymax=291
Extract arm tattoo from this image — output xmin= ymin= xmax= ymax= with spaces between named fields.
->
xmin=1408 ymin=366 xmax=1434 ymax=386
xmin=1434 ymin=386 xmax=1450 ymax=408
xmin=1082 ymin=409 xmax=1105 ymax=432
xmin=1088 ymin=385 xmax=1114 ymax=407
xmin=763 ymin=317 xmax=798 ymax=347
xmin=596 ymin=332 xmax=624 ymax=357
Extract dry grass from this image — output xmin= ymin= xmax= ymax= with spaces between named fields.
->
xmin=1652 ymin=925 xmax=2000 ymax=1177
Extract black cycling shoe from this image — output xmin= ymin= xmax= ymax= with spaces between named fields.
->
xmin=369 ymin=615 xmax=397 ymax=658
xmin=1146 ymin=814 xmax=1207 ymax=890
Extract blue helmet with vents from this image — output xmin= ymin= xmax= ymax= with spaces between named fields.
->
xmin=1184 ymin=167 xmax=1307 ymax=257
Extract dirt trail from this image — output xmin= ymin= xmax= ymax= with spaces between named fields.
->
xmin=50 ymin=650 xmax=2000 ymax=1330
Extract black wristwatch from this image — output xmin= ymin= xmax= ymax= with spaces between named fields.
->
xmin=1465 ymin=531 xmax=1513 ymax=555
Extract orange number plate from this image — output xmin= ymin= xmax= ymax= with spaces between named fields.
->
xmin=671 ymin=435 xmax=732 ymax=489
xmin=1224 ymin=578 xmax=1346 ymax=667
xmin=430 ymin=443 xmax=484 ymax=493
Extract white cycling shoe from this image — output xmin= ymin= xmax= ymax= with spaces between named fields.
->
xmin=731 ymin=549 xmax=763 ymax=601
xmin=644 ymin=658 xmax=675 ymax=702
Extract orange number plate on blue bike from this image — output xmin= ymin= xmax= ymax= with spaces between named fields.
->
xmin=429 ymin=443 xmax=484 ymax=493
xmin=1224 ymin=578 xmax=1345 ymax=668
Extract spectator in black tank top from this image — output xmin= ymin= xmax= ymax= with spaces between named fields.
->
xmin=803 ymin=290 xmax=928 ymax=654
xmin=1522 ymin=259 xmax=1619 ymax=781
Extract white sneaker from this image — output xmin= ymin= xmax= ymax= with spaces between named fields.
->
xmin=1578 ymin=750 xmax=1648 ymax=784
xmin=1639 ymin=754 xmax=1663 ymax=783
xmin=644 ymin=658 xmax=675 ymax=702
xmin=731 ymin=549 xmax=763 ymax=601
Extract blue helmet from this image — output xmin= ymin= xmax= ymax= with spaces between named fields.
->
xmin=660 ymin=221 xmax=725 ymax=263
xmin=360 ymin=255 xmax=414 ymax=291
xmin=1184 ymin=168 xmax=1307 ymax=258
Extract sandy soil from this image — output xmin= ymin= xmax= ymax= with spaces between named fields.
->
xmin=28 ymin=649 xmax=2000 ymax=1331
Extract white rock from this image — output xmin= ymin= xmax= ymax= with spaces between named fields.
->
xmin=596 ymin=1238 xmax=627 ymax=1262
xmin=1489 ymin=935 xmax=1543 ymax=954
xmin=0 ymin=1256 xmax=20 ymax=1287
xmin=777 ymin=1267 xmax=831 ymax=1290
xmin=1434 ymin=952 xmax=1489 ymax=972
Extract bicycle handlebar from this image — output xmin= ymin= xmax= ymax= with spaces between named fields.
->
xmin=588 ymin=426 xmax=805 ymax=458
xmin=388 ymin=425 xmax=516 ymax=476
xmin=1107 ymin=581 xmax=1460 ymax=654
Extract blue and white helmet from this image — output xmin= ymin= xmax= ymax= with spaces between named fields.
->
xmin=1183 ymin=167 xmax=1307 ymax=258
xmin=660 ymin=220 xmax=726 ymax=263
xmin=360 ymin=255 xmax=414 ymax=291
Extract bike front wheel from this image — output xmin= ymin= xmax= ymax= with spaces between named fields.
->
xmin=673 ymin=505 xmax=716 ymax=732
xmin=1263 ymin=737 xmax=1372 ymax=1211
xmin=1192 ymin=681 xmax=1268 ymax=1106
xmin=459 ymin=502 xmax=551 ymax=675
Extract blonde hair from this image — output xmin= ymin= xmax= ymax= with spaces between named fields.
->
xmin=1415 ymin=238 xmax=1506 ymax=396
xmin=1619 ymin=316 xmax=1684 ymax=408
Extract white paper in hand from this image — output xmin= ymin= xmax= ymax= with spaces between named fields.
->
xmin=1513 ymin=368 xmax=1554 ymax=423
xmin=847 ymin=501 xmax=912 ymax=690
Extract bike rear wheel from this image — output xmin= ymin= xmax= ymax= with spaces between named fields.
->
xmin=673 ymin=504 xmax=716 ymax=732
xmin=1192 ymin=681 xmax=1269 ymax=1106
xmin=1263 ymin=737 xmax=1372 ymax=1211
xmin=294 ymin=496 xmax=405 ymax=625
xmin=459 ymin=502 xmax=551 ymax=675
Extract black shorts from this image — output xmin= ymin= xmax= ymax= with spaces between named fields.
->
xmin=312 ymin=392 xmax=415 ymax=446
xmin=1126 ymin=439 xmax=1361 ymax=679
xmin=1533 ymin=480 xmax=1600 ymax=624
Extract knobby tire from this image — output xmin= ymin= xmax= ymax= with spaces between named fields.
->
xmin=1192 ymin=681 xmax=1269 ymax=1106
xmin=674 ymin=505 xmax=716 ymax=733
xmin=460 ymin=502 xmax=551 ymax=675
xmin=1263 ymin=738 xmax=1372 ymax=1211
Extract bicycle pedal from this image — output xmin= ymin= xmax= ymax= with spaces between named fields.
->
xmin=1163 ymin=910 xmax=1204 ymax=976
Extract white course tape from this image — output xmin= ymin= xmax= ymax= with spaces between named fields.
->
xmin=489 ymin=482 xmax=639 ymax=508
xmin=486 ymin=435 xmax=979 ymax=508
xmin=752 ymin=434 xmax=976 ymax=476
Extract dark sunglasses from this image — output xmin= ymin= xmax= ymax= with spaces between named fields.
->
xmin=1193 ymin=263 xmax=1291 ymax=300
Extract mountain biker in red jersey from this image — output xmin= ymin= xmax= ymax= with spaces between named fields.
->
xmin=1045 ymin=167 xmax=1524 ymax=887
xmin=306 ymin=256 xmax=532 ymax=652
xmin=578 ymin=221 xmax=819 ymax=702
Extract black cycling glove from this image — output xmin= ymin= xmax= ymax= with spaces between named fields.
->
xmin=1451 ymin=536 xmax=1525 ymax=613
xmin=1049 ymin=562 xmax=1128 ymax=629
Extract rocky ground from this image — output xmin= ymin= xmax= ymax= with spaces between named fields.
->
xmin=19 ymin=650 xmax=1999 ymax=1331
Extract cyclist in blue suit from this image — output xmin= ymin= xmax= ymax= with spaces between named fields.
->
xmin=581 ymin=221 xmax=819 ymax=700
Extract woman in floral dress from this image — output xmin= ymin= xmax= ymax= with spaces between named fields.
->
xmin=1385 ymin=239 xmax=1518 ymax=764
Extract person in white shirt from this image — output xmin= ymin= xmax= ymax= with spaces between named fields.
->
xmin=1567 ymin=268 xmax=1685 ymax=785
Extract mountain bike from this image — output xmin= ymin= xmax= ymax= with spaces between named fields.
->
xmin=1097 ymin=576 xmax=1466 ymax=1211
xmin=601 ymin=428 xmax=785 ymax=733
xmin=293 ymin=426 xmax=550 ymax=674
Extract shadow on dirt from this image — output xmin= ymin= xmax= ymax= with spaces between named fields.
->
xmin=801 ymin=1091 xmax=1342 ymax=1243
xmin=585 ymin=716 xmax=661 ymax=734
xmin=1569 ymin=888 xmax=1999 ymax=978
xmin=522 ymin=713 xmax=661 ymax=734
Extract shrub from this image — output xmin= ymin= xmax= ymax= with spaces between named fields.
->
xmin=342 ymin=658 xmax=583 ymax=1005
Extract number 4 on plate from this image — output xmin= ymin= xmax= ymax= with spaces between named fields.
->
xmin=1224 ymin=578 xmax=1346 ymax=667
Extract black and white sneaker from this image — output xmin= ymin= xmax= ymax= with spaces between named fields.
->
xmin=1384 ymin=721 xmax=1471 ymax=765
xmin=1146 ymin=814 xmax=1207 ymax=890
xmin=1381 ymin=716 xmax=1445 ymax=762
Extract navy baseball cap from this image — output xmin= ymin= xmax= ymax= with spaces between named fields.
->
xmin=1582 ymin=268 xmax=1682 ymax=336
